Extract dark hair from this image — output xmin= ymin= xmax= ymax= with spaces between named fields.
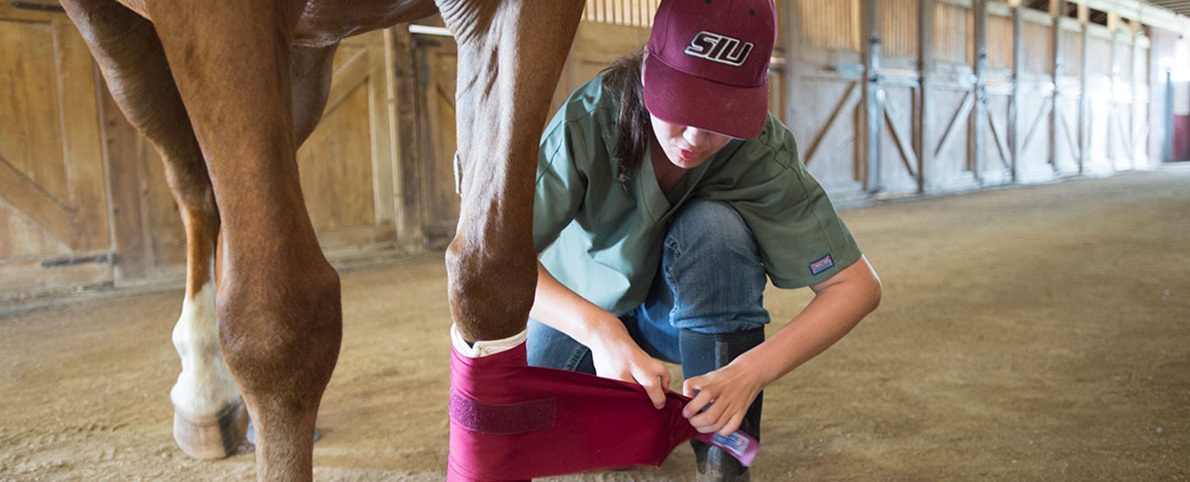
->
xmin=600 ymin=49 xmax=650 ymax=183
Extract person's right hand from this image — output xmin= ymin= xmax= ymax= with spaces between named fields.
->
xmin=587 ymin=321 xmax=672 ymax=410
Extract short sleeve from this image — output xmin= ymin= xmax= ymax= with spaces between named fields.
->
xmin=694 ymin=117 xmax=863 ymax=289
xmin=533 ymin=98 xmax=600 ymax=254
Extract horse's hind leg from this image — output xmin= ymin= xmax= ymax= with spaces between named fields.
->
xmin=59 ymin=0 xmax=245 ymax=459
xmin=143 ymin=1 xmax=340 ymax=480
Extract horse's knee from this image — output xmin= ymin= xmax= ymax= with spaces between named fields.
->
xmin=445 ymin=235 xmax=535 ymax=342
xmin=218 ymin=260 xmax=342 ymax=395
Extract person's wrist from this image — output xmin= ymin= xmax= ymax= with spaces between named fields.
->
xmin=580 ymin=312 xmax=623 ymax=350
xmin=732 ymin=346 xmax=778 ymax=388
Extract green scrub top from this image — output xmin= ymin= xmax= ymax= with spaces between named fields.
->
xmin=533 ymin=75 xmax=862 ymax=316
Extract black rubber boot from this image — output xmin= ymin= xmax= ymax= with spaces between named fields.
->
xmin=679 ymin=328 xmax=765 ymax=482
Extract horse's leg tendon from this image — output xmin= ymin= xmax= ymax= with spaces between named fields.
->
xmin=143 ymin=1 xmax=341 ymax=480
xmin=58 ymin=0 xmax=245 ymax=460
xmin=437 ymin=0 xmax=587 ymax=344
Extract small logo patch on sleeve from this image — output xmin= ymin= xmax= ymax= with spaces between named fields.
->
xmin=809 ymin=254 xmax=834 ymax=275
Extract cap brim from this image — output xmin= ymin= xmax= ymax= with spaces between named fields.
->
xmin=643 ymin=55 xmax=768 ymax=140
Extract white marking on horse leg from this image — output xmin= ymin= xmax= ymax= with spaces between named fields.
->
xmin=170 ymin=279 xmax=241 ymax=416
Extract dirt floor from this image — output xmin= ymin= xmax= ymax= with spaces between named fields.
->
xmin=1 ymin=166 xmax=1188 ymax=481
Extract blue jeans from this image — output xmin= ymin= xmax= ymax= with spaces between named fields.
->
xmin=527 ymin=200 xmax=771 ymax=373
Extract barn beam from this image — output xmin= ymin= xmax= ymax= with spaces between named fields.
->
xmin=1107 ymin=11 xmax=1120 ymax=171
xmin=1050 ymin=0 xmax=1064 ymax=173
xmin=1130 ymin=19 xmax=1144 ymax=167
xmin=1077 ymin=3 xmax=1089 ymax=174
xmin=917 ymin=0 xmax=935 ymax=193
xmin=1010 ymin=1 xmax=1023 ymax=182
xmin=972 ymin=0 xmax=988 ymax=185
xmin=863 ymin=0 xmax=882 ymax=193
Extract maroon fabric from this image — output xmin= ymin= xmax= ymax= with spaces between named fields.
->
xmin=447 ymin=343 xmax=758 ymax=481
xmin=644 ymin=0 xmax=776 ymax=139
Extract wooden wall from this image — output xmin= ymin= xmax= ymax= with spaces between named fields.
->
xmin=0 ymin=0 xmax=1178 ymax=304
xmin=1 ymin=3 xmax=114 ymax=299
xmin=785 ymin=0 xmax=1157 ymax=202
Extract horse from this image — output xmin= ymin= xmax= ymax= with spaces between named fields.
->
xmin=58 ymin=0 xmax=587 ymax=479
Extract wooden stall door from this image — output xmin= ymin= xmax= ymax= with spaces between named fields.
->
xmin=789 ymin=0 xmax=867 ymax=199
xmin=873 ymin=0 xmax=923 ymax=198
xmin=1015 ymin=10 xmax=1058 ymax=183
xmin=1084 ymin=25 xmax=1115 ymax=175
xmin=0 ymin=5 xmax=113 ymax=298
xmin=923 ymin=0 xmax=979 ymax=192
xmin=299 ymin=31 xmax=399 ymax=255
xmin=1053 ymin=17 xmax=1083 ymax=176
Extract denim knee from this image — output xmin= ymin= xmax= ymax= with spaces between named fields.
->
xmin=660 ymin=200 xmax=770 ymax=334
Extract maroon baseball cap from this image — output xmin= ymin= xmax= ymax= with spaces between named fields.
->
xmin=644 ymin=0 xmax=776 ymax=139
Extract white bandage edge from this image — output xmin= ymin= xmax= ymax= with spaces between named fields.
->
xmin=450 ymin=323 xmax=528 ymax=358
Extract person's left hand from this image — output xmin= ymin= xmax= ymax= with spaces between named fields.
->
xmin=681 ymin=358 xmax=767 ymax=436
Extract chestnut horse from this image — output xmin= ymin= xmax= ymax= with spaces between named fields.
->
xmin=58 ymin=0 xmax=585 ymax=480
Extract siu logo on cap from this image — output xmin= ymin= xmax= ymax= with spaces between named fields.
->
xmin=683 ymin=31 xmax=754 ymax=67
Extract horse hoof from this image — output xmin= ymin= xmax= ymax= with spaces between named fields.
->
xmin=245 ymin=418 xmax=320 ymax=446
xmin=173 ymin=400 xmax=249 ymax=460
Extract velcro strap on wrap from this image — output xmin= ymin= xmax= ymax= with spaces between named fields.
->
xmin=449 ymin=389 xmax=557 ymax=435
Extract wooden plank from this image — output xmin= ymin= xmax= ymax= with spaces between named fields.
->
xmin=391 ymin=28 xmax=424 ymax=252
xmin=1058 ymin=108 xmax=1081 ymax=162
xmin=986 ymin=107 xmax=1012 ymax=169
xmin=0 ymin=257 xmax=112 ymax=293
xmin=1106 ymin=12 xmax=1119 ymax=171
xmin=804 ymin=82 xmax=861 ymax=166
xmin=1010 ymin=4 xmax=1023 ymax=181
xmin=918 ymin=0 xmax=936 ymax=193
xmin=369 ymin=30 xmax=395 ymax=227
xmin=0 ymin=157 xmax=74 ymax=248
xmin=1021 ymin=98 xmax=1054 ymax=154
xmin=97 ymin=79 xmax=151 ymax=282
xmin=935 ymin=91 xmax=974 ymax=158
xmin=323 ymin=48 xmax=370 ymax=117
xmin=0 ymin=200 xmax=69 ymax=260
xmin=1078 ymin=3 xmax=1089 ymax=174
xmin=863 ymin=0 xmax=882 ymax=192
xmin=55 ymin=21 xmax=111 ymax=252
xmin=1050 ymin=0 xmax=1063 ymax=173
xmin=883 ymin=104 xmax=919 ymax=177
xmin=972 ymin=0 xmax=987 ymax=183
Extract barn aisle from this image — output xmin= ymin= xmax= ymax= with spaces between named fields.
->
xmin=1 ymin=166 xmax=1187 ymax=481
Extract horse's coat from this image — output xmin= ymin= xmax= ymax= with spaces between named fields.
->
xmin=58 ymin=0 xmax=587 ymax=480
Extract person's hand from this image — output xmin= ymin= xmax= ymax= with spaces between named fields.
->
xmin=588 ymin=322 xmax=672 ymax=410
xmin=682 ymin=357 xmax=767 ymax=436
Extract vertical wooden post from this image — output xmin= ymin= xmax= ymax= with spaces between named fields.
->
xmin=785 ymin=0 xmax=801 ymax=131
xmin=918 ymin=0 xmax=935 ymax=194
xmin=1107 ymin=12 xmax=1119 ymax=171
xmin=863 ymin=0 xmax=882 ymax=193
xmin=1130 ymin=20 xmax=1143 ymax=168
xmin=389 ymin=27 xmax=425 ymax=253
xmin=1009 ymin=2 xmax=1023 ymax=182
xmin=1077 ymin=3 xmax=1089 ymax=174
xmin=972 ymin=0 xmax=988 ymax=185
xmin=1050 ymin=0 xmax=1064 ymax=173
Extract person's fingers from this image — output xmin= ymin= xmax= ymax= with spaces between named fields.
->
xmin=683 ymin=377 xmax=700 ymax=399
xmin=636 ymin=372 xmax=667 ymax=409
xmin=689 ymin=398 xmax=727 ymax=432
xmin=718 ymin=411 xmax=745 ymax=437
xmin=660 ymin=367 xmax=672 ymax=394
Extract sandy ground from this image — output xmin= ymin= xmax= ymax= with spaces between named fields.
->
xmin=1 ymin=166 xmax=1188 ymax=481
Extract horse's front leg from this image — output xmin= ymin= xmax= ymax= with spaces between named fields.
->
xmin=59 ymin=0 xmax=247 ymax=460
xmin=437 ymin=0 xmax=586 ymax=344
xmin=143 ymin=1 xmax=340 ymax=480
